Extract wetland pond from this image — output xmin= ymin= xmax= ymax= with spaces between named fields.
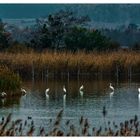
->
xmin=0 ymin=75 xmax=140 ymax=135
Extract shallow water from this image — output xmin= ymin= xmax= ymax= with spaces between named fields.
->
xmin=0 ymin=76 xmax=140 ymax=135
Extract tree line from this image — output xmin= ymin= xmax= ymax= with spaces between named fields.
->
xmin=0 ymin=9 xmax=139 ymax=53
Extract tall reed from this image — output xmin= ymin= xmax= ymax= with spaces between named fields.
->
xmin=0 ymin=50 xmax=139 ymax=79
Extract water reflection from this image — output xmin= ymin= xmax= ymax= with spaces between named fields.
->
xmin=0 ymin=97 xmax=20 ymax=108
xmin=109 ymin=91 xmax=114 ymax=99
xmin=80 ymin=90 xmax=84 ymax=97
xmin=0 ymin=98 xmax=6 ymax=106
xmin=138 ymin=92 xmax=140 ymax=108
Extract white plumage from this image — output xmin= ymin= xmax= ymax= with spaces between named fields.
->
xmin=138 ymin=88 xmax=140 ymax=98
xmin=79 ymin=85 xmax=84 ymax=96
xmin=21 ymin=88 xmax=27 ymax=97
xmin=45 ymin=88 xmax=50 ymax=93
xmin=63 ymin=85 xmax=66 ymax=100
xmin=109 ymin=83 xmax=114 ymax=91
xmin=0 ymin=92 xmax=7 ymax=98
xmin=45 ymin=88 xmax=50 ymax=99
xmin=79 ymin=85 xmax=84 ymax=91
xmin=63 ymin=85 xmax=66 ymax=93
xmin=21 ymin=88 xmax=27 ymax=94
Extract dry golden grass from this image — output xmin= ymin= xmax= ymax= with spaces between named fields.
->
xmin=0 ymin=50 xmax=140 ymax=78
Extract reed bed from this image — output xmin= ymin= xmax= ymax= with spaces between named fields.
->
xmin=0 ymin=50 xmax=140 ymax=79
xmin=0 ymin=109 xmax=140 ymax=136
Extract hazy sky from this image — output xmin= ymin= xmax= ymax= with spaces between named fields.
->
xmin=0 ymin=4 xmax=140 ymax=23
xmin=0 ymin=4 xmax=69 ymax=18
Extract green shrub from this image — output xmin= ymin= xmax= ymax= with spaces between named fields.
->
xmin=0 ymin=65 xmax=21 ymax=94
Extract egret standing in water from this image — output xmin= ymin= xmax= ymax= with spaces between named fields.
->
xmin=138 ymin=88 xmax=140 ymax=109
xmin=45 ymin=88 xmax=50 ymax=99
xmin=0 ymin=92 xmax=7 ymax=98
xmin=63 ymin=85 xmax=67 ymax=112
xmin=138 ymin=88 xmax=140 ymax=98
xmin=21 ymin=88 xmax=26 ymax=93
xmin=79 ymin=85 xmax=84 ymax=96
xmin=0 ymin=92 xmax=7 ymax=106
xmin=79 ymin=85 xmax=84 ymax=91
xmin=109 ymin=83 xmax=114 ymax=91
xmin=63 ymin=85 xmax=66 ymax=100
xmin=21 ymin=88 xmax=27 ymax=96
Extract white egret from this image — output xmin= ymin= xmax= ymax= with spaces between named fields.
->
xmin=21 ymin=88 xmax=27 ymax=97
xmin=79 ymin=85 xmax=84 ymax=96
xmin=45 ymin=88 xmax=50 ymax=99
xmin=109 ymin=83 xmax=114 ymax=91
xmin=138 ymin=88 xmax=140 ymax=98
xmin=63 ymin=85 xmax=66 ymax=100
xmin=21 ymin=88 xmax=27 ymax=94
xmin=0 ymin=92 xmax=7 ymax=98
xmin=138 ymin=88 xmax=140 ymax=93
xmin=63 ymin=85 xmax=66 ymax=93
xmin=79 ymin=85 xmax=84 ymax=91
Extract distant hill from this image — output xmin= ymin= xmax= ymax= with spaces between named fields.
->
xmin=0 ymin=4 xmax=140 ymax=24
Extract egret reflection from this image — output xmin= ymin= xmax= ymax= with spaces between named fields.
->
xmin=1 ymin=98 xmax=6 ymax=105
xmin=109 ymin=91 xmax=114 ymax=99
xmin=80 ymin=90 xmax=84 ymax=97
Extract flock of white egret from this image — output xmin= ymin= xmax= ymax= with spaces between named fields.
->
xmin=20 ymin=83 xmax=140 ymax=100
xmin=44 ymin=84 xmax=84 ymax=100
xmin=0 ymin=83 xmax=140 ymax=100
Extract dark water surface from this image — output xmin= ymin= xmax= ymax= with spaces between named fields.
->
xmin=0 ymin=76 xmax=140 ymax=135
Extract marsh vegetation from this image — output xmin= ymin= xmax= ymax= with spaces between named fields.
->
xmin=0 ymin=66 xmax=21 ymax=96
xmin=0 ymin=50 xmax=139 ymax=80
